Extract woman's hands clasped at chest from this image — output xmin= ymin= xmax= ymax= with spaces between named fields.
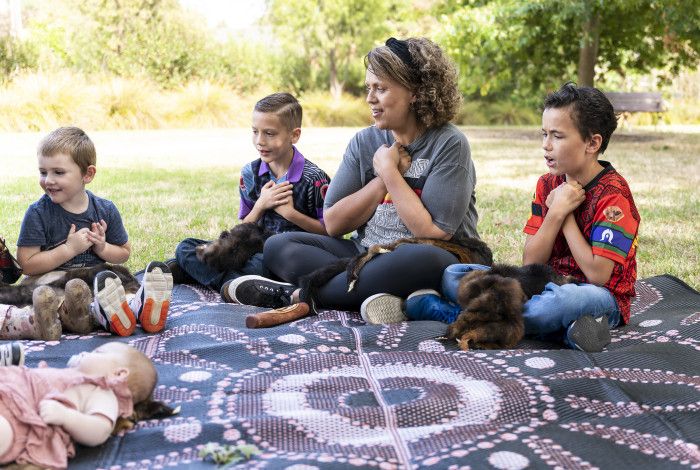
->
xmin=373 ymin=142 xmax=412 ymax=181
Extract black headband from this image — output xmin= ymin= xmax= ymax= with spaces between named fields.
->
xmin=385 ymin=37 xmax=417 ymax=72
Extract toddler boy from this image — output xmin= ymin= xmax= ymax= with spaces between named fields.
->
xmin=15 ymin=127 xmax=172 ymax=337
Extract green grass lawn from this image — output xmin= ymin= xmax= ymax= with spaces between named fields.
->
xmin=1 ymin=126 xmax=698 ymax=289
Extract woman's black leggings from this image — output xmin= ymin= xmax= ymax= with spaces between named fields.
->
xmin=263 ymin=232 xmax=458 ymax=311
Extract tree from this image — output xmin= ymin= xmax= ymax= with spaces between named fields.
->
xmin=438 ymin=0 xmax=700 ymax=99
xmin=266 ymin=0 xmax=394 ymax=98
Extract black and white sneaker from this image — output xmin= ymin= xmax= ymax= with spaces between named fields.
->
xmin=224 ymin=275 xmax=296 ymax=308
xmin=0 ymin=341 xmax=25 ymax=366
xmin=566 ymin=315 xmax=611 ymax=352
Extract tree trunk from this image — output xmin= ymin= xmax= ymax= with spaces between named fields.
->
xmin=329 ymin=48 xmax=343 ymax=99
xmin=577 ymin=11 xmax=601 ymax=87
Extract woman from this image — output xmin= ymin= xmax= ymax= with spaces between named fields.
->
xmin=227 ymin=37 xmax=480 ymax=323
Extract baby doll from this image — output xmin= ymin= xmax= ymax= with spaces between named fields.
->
xmin=0 ymin=341 xmax=165 ymax=469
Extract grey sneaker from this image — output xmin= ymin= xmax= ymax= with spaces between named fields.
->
xmin=224 ymin=275 xmax=296 ymax=308
xmin=566 ymin=315 xmax=611 ymax=352
xmin=130 ymin=261 xmax=173 ymax=333
xmin=92 ymin=270 xmax=136 ymax=336
xmin=360 ymin=293 xmax=407 ymax=324
xmin=0 ymin=341 xmax=24 ymax=366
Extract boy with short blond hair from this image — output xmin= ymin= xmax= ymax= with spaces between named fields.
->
xmin=172 ymin=92 xmax=330 ymax=300
xmin=14 ymin=126 xmax=172 ymax=337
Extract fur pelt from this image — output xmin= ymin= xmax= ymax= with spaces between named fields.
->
xmin=113 ymin=397 xmax=178 ymax=435
xmin=446 ymin=263 xmax=576 ymax=350
xmin=195 ymin=223 xmax=273 ymax=272
xmin=0 ymin=263 xmax=139 ymax=307
xmin=297 ymin=237 xmax=494 ymax=308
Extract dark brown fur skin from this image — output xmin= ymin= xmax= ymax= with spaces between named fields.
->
xmin=113 ymin=398 xmax=177 ymax=434
xmin=195 ymin=223 xmax=273 ymax=272
xmin=0 ymin=263 xmax=139 ymax=307
xmin=297 ymin=237 xmax=494 ymax=308
xmin=446 ymin=263 xmax=576 ymax=350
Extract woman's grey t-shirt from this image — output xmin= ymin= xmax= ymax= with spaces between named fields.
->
xmin=324 ymin=123 xmax=479 ymax=247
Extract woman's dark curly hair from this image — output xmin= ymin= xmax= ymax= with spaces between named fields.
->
xmin=365 ymin=37 xmax=461 ymax=129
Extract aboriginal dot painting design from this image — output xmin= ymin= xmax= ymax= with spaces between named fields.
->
xmin=19 ymin=275 xmax=700 ymax=469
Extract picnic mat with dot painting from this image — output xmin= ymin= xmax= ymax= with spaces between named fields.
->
xmin=13 ymin=275 xmax=700 ymax=469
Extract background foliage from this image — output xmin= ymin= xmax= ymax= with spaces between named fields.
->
xmin=0 ymin=0 xmax=698 ymax=129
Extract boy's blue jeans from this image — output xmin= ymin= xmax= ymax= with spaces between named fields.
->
xmin=175 ymin=237 xmax=268 ymax=291
xmin=442 ymin=264 xmax=621 ymax=347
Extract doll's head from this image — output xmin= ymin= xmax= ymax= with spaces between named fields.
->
xmin=67 ymin=342 xmax=157 ymax=403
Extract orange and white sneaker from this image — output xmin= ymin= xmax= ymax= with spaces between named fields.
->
xmin=92 ymin=270 xmax=136 ymax=336
xmin=130 ymin=261 xmax=173 ymax=333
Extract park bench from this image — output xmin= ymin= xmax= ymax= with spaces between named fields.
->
xmin=604 ymin=91 xmax=665 ymax=114
xmin=604 ymin=91 xmax=665 ymax=127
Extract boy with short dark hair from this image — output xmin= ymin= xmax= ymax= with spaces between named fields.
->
xmin=407 ymin=83 xmax=640 ymax=352
xmin=519 ymin=82 xmax=640 ymax=351
xmin=172 ymin=92 xmax=330 ymax=301
xmin=15 ymin=126 xmax=172 ymax=337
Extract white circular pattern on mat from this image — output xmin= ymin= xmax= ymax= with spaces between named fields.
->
xmin=223 ymin=428 xmax=241 ymax=441
xmin=179 ymin=371 xmax=212 ymax=382
xmin=418 ymin=340 xmax=446 ymax=352
xmin=524 ymin=357 xmax=555 ymax=369
xmin=284 ymin=466 xmax=319 ymax=470
xmin=639 ymin=319 xmax=662 ymax=327
xmin=278 ymin=334 xmax=307 ymax=344
xmin=164 ymin=420 xmax=202 ymax=442
xmin=263 ymin=363 xmax=500 ymax=446
xmin=488 ymin=451 xmax=530 ymax=470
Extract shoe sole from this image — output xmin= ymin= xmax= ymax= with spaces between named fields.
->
xmin=0 ymin=342 xmax=24 ymax=366
xmin=227 ymin=275 xmax=294 ymax=306
xmin=32 ymin=285 xmax=62 ymax=340
xmin=407 ymin=289 xmax=440 ymax=300
xmin=13 ymin=342 xmax=24 ymax=366
xmin=139 ymin=262 xmax=173 ymax=333
xmin=568 ymin=315 xmax=611 ymax=352
xmin=94 ymin=271 xmax=136 ymax=336
xmin=62 ymin=278 xmax=93 ymax=334
xmin=360 ymin=293 xmax=407 ymax=325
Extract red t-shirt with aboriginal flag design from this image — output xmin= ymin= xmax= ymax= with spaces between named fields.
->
xmin=523 ymin=162 xmax=640 ymax=324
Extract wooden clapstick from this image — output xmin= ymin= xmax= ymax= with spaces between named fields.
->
xmin=245 ymin=302 xmax=311 ymax=328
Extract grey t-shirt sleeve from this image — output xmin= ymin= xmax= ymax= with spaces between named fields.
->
xmin=419 ymin=132 xmax=475 ymax=236
xmin=323 ymin=135 xmax=365 ymax=210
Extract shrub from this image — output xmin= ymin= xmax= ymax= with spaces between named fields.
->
xmin=301 ymin=92 xmax=371 ymax=127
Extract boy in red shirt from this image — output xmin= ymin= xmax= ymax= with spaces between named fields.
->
xmin=408 ymin=83 xmax=639 ymax=352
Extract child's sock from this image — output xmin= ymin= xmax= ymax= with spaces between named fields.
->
xmin=0 ymin=287 xmax=62 ymax=340
xmin=405 ymin=289 xmax=462 ymax=324
xmin=129 ymin=261 xmax=173 ymax=333
xmin=60 ymin=278 xmax=94 ymax=334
